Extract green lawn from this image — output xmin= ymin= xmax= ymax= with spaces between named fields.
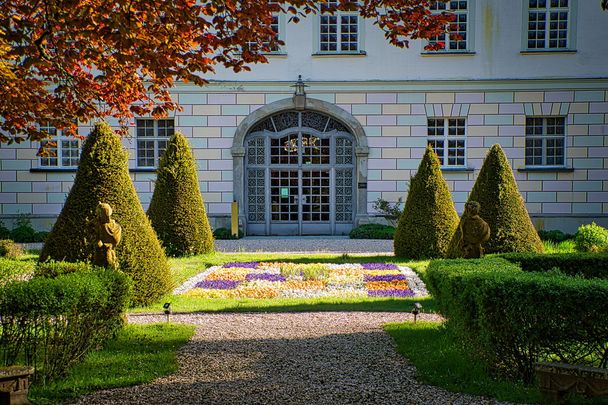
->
xmin=30 ymin=323 xmax=195 ymax=404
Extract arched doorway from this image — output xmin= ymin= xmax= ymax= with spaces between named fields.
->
xmin=232 ymin=98 xmax=369 ymax=236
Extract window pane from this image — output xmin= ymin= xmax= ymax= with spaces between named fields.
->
xmin=525 ymin=117 xmax=565 ymax=166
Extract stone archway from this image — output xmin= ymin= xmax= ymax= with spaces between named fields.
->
xmin=232 ymin=97 xmax=369 ymax=235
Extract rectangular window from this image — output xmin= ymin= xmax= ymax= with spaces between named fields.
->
xmin=428 ymin=1 xmax=469 ymax=52
xmin=136 ymin=118 xmax=174 ymax=168
xmin=246 ymin=14 xmax=281 ymax=53
xmin=527 ymin=0 xmax=570 ymax=49
xmin=319 ymin=1 xmax=359 ymax=52
xmin=427 ymin=118 xmax=466 ymax=167
xmin=39 ymin=123 xmax=80 ymax=168
xmin=525 ymin=117 xmax=566 ymax=166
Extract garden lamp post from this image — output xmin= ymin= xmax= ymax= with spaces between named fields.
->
xmin=412 ymin=302 xmax=422 ymax=323
xmin=163 ymin=302 xmax=171 ymax=322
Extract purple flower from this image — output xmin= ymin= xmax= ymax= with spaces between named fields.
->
xmin=245 ymin=273 xmax=286 ymax=282
xmin=368 ymin=289 xmax=415 ymax=298
xmin=364 ymin=274 xmax=407 ymax=282
xmin=195 ymin=280 xmax=240 ymax=289
xmin=222 ymin=262 xmax=259 ymax=269
xmin=361 ymin=263 xmax=398 ymax=270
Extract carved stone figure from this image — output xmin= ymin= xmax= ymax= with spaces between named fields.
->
xmin=459 ymin=201 xmax=490 ymax=258
xmin=94 ymin=202 xmax=122 ymax=268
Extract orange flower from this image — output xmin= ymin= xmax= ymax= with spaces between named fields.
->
xmin=366 ymin=280 xmax=410 ymax=291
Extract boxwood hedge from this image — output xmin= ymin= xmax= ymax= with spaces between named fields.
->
xmin=501 ymin=252 xmax=608 ymax=279
xmin=426 ymin=257 xmax=608 ymax=383
xmin=0 ymin=266 xmax=132 ymax=383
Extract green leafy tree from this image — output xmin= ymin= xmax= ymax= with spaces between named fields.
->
xmin=448 ymin=144 xmax=543 ymax=255
xmin=147 ymin=132 xmax=214 ymax=256
xmin=40 ymin=122 xmax=172 ymax=306
xmin=394 ymin=146 xmax=459 ymax=259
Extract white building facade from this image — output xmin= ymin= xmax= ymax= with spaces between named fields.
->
xmin=1 ymin=0 xmax=607 ymax=234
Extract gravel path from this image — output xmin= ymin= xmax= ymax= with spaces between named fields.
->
xmin=75 ymin=313 xmax=511 ymax=405
xmin=25 ymin=237 xmax=393 ymax=254
xmin=215 ymin=237 xmax=393 ymax=254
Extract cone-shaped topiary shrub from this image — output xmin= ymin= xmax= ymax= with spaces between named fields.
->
xmin=147 ymin=132 xmax=214 ymax=256
xmin=448 ymin=144 xmax=543 ymax=256
xmin=40 ymin=122 xmax=172 ymax=306
xmin=394 ymin=145 xmax=460 ymax=259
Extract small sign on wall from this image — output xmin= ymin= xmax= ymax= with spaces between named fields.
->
xmin=358 ymin=182 xmax=367 ymax=189
xmin=281 ymin=188 xmax=289 ymax=198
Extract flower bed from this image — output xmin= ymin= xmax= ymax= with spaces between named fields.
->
xmin=175 ymin=262 xmax=428 ymax=299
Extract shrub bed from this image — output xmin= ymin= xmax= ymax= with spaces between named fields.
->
xmin=537 ymin=229 xmax=573 ymax=243
xmin=213 ymin=227 xmax=244 ymax=240
xmin=349 ymin=224 xmax=395 ymax=239
xmin=0 ymin=257 xmax=34 ymax=287
xmin=0 ymin=266 xmax=132 ymax=383
xmin=426 ymin=257 xmax=608 ymax=383
xmin=501 ymin=252 xmax=608 ymax=279
xmin=575 ymin=222 xmax=608 ymax=253
xmin=0 ymin=240 xmax=24 ymax=259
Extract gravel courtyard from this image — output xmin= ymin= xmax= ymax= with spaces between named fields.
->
xmin=75 ymin=312 xmax=511 ymax=405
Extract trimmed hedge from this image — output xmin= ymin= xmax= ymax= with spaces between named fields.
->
xmin=426 ymin=257 xmax=608 ymax=382
xmin=0 ymin=267 xmax=132 ymax=383
xmin=394 ymin=146 xmax=459 ymax=258
xmin=501 ymin=252 xmax=608 ymax=279
xmin=449 ymin=145 xmax=543 ymax=255
xmin=349 ymin=224 xmax=395 ymax=239
xmin=147 ymin=132 xmax=214 ymax=256
xmin=40 ymin=122 xmax=171 ymax=306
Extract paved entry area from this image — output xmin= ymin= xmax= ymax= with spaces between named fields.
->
xmin=77 ymin=313 xmax=509 ymax=405
xmin=215 ymin=236 xmax=393 ymax=254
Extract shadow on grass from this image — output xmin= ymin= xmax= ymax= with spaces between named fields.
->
xmin=385 ymin=321 xmax=541 ymax=404
xmin=29 ymin=323 xmax=195 ymax=404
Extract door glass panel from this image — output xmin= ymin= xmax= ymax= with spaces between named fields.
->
xmin=302 ymin=170 xmax=330 ymax=222
xmin=302 ymin=134 xmax=330 ymax=165
xmin=271 ymin=134 xmax=298 ymax=165
xmin=336 ymin=169 xmax=353 ymax=222
xmin=271 ymin=170 xmax=298 ymax=222
xmin=247 ymin=169 xmax=265 ymax=223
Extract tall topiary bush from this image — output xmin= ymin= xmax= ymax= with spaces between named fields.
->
xmin=394 ymin=146 xmax=459 ymax=259
xmin=147 ymin=132 xmax=214 ymax=256
xmin=449 ymin=144 xmax=543 ymax=255
xmin=40 ymin=122 xmax=172 ymax=306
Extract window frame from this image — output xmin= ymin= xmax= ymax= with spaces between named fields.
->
xmin=38 ymin=123 xmax=81 ymax=169
xmin=245 ymin=11 xmax=286 ymax=55
xmin=522 ymin=0 xmax=577 ymax=52
xmin=424 ymin=0 xmax=475 ymax=54
xmin=135 ymin=118 xmax=174 ymax=168
xmin=524 ymin=116 xmax=567 ymax=168
xmin=427 ymin=117 xmax=468 ymax=168
xmin=315 ymin=1 xmax=364 ymax=55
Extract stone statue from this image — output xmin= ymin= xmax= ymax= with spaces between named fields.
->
xmin=459 ymin=201 xmax=490 ymax=258
xmin=94 ymin=202 xmax=122 ymax=268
